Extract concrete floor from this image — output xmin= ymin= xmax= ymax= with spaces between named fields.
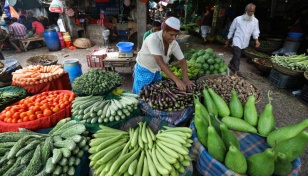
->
xmin=2 ymin=35 xmax=308 ymax=175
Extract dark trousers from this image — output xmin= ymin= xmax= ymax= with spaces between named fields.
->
xmin=230 ymin=46 xmax=244 ymax=71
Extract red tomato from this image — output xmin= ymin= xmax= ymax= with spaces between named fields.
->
xmin=0 ymin=114 xmax=5 ymax=121
xmin=20 ymin=112 xmax=27 ymax=118
xmin=29 ymin=114 xmax=37 ymax=121
xmin=5 ymin=111 xmax=12 ymax=118
xmin=35 ymin=111 xmax=43 ymax=115
xmin=37 ymin=114 xmax=44 ymax=118
xmin=27 ymin=110 xmax=35 ymax=116
xmin=11 ymin=118 xmax=17 ymax=123
xmin=52 ymin=107 xmax=60 ymax=113
xmin=22 ymin=116 xmax=29 ymax=122
xmin=59 ymin=103 xmax=66 ymax=109
xmin=6 ymin=118 xmax=12 ymax=123
xmin=17 ymin=119 xmax=23 ymax=123
xmin=12 ymin=112 xmax=21 ymax=119
xmin=43 ymin=109 xmax=53 ymax=117
xmin=33 ymin=106 xmax=41 ymax=112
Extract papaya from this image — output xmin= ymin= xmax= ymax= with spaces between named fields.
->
xmin=208 ymin=88 xmax=230 ymax=118
xmin=274 ymin=130 xmax=308 ymax=162
xmin=247 ymin=148 xmax=276 ymax=176
xmin=225 ymin=143 xmax=247 ymax=174
xmin=243 ymin=95 xmax=258 ymax=127
xmin=207 ymin=118 xmax=226 ymax=163
xmin=273 ymin=153 xmax=292 ymax=176
xmin=229 ymin=89 xmax=243 ymax=118
xmin=257 ymin=91 xmax=275 ymax=137
xmin=220 ymin=123 xmax=240 ymax=150
xmin=267 ymin=119 xmax=308 ymax=147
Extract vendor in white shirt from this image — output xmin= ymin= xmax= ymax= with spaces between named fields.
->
xmin=225 ymin=3 xmax=260 ymax=75
xmin=132 ymin=17 xmax=194 ymax=94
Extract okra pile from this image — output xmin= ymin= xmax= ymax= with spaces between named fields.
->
xmin=0 ymin=118 xmax=90 ymax=176
xmin=89 ymin=123 xmax=193 ymax=176
xmin=139 ymin=79 xmax=202 ymax=111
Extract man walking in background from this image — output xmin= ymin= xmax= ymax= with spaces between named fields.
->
xmin=200 ymin=6 xmax=212 ymax=44
xmin=225 ymin=3 xmax=260 ymax=75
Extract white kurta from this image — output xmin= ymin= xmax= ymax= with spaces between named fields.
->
xmin=136 ymin=30 xmax=184 ymax=73
xmin=227 ymin=15 xmax=260 ymax=49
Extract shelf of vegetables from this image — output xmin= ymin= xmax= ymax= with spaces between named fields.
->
xmin=191 ymin=84 xmax=305 ymax=175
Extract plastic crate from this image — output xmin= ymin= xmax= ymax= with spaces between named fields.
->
xmin=268 ymin=68 xmax=305 ymax=89
xmin=299 ymin=84 xmax=308 ymax=104
xmin=86 ymin=49 xmax=107 ymax=69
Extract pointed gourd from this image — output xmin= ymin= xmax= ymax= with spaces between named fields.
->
xmin=274 ymin=130 xmax=308 ymax=162
xmin=220 ymin=123 xmax=240 ymax=150
xmin=267 ymin=118 xmax=308 ymax=147
xmin=247 ymin=148 xmax=276 ymax=176
xmin=229 ymin=89 xmax=243 ymax=118
xmin=208 ymin=88 xmax=230 ymax=117
xmin=225 ymin=142 xmax=247 ymax=174
xmin=257 ymin=91 xmax=275 ymax=137
xmin=273 ymin=153 xmax=292 ymax=176
xmin=243 ymin=95 xmax=258 ymax=126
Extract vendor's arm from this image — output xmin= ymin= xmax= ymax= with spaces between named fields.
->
xmin=153 ymin=55 xmax=187 ymax=91
xmin=179 ymin=59 xmax=194 ymax=90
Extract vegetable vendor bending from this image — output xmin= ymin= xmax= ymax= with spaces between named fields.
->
xmin=133 ymin=17 xmax=194 ymax=94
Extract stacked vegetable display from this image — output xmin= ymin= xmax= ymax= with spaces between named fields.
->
xmin=89 ymin=123 xmax=192 ymax=176
xmin=0 ymin=118 xmax=90 ymax=175
xmin=194 ymin=86 xmax=308 ymax=175
xmin=271 ymin=54 xmax=308 ymax=71
xmin=0 ymin=86 xmax=27 ymax=110
xmin=0 ymin=90 xmax=75 ymax=123
xmin=162 ymin=48 xmax=228 ymax=80
xmin=189 ymin=48 xmax=228 ymax=75
xmin=72 ymin=92 xmax=139 ymax=123
xmin=12 ymin=65 xmax=65 ymax=86
xmin=72 ymin=69 xmax=122 ymax=96
xmin=197 ymin=75 xmax=262 ymax=104
xmin=139 ymin=79 xmax=202 ymax=111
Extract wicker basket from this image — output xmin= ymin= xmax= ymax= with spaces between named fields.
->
xmin=26 ymin=55 xmax=58 ymax=66
xmin=272 ymin=63 xmax=304 ymax=77
xmin=252 ymin=58 xmax=273 ymax=75
xmin=197 ymin=74 xmax=262 ymax=104
xmin=243 ymin=48 xmax=271 ymax=59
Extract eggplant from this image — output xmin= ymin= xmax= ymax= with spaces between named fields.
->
xmin=158 ymin=93 xmax=164 ymax=108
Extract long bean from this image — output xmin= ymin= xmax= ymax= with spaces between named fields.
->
xmin=271 ymin=54 xmax=308 ymax=71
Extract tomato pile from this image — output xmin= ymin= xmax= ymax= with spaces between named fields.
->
xmin=0 ymin=91 xmax=76 ymax=123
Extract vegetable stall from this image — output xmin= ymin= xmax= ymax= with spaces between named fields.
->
xmin=0 ymin=49 xmax=306 ymax=176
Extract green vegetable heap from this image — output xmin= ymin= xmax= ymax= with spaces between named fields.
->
xmin=0 ymin=118 xmax=90 ymax=176
xmin=72 ymin=69 xmax=122 ymax=96
xmin=271 ymin=54 xmax=308 ymax=71
xmin=162 ymin=48 xmax=228 ymax=80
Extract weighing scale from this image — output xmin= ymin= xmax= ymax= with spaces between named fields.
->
xmin=118 ymin=51 xmax=133 ymax=58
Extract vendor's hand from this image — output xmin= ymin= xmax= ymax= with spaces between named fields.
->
xmin=255 ymin=40 xmax=260 ymax=47
xmin=182 ymin=78 xmax=195 ymax=90
xmin=175 ymin=80 xmax=187 ymax=91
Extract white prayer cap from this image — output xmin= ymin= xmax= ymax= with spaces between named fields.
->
xmin=165 ymin=17 xmax=180 ymax=31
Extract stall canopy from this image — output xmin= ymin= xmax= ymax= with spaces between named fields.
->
xmin=8 ymin=0 xmax=42 ymax=10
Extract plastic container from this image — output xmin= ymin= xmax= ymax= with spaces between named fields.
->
xmin=288 ymin=32 xmax=303 ymax=39
xmin=57 ymin=32 xmax=65 ymax=48
xmin=268 ymin=69 xmax=305 ymax=89
xmin=116 ymin=42 xmax=134 ymax=52
xmin=43 ymin=29 xmax=60 ymax=51
xmin=63 ymin=32 xmax=72 ymax=41
xmin=63 ymin=59 xmax=82 ymax=83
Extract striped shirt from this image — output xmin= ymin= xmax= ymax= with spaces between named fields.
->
xmin=8 ymin=22 xmax=27 ymax=39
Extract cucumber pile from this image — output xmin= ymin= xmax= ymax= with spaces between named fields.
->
xmin=89 ymin=123 xmax=193 ymax=176
xmin=72 ymin=69 xmax=122 ymax=96
xmin=0 ymin=118 xmax=90 ymax=176
xmin=72 ymin=92 xmax=139 ymax=123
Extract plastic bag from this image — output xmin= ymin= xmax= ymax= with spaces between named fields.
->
xmin=49 ymin=0 xmax=63 ymax=13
